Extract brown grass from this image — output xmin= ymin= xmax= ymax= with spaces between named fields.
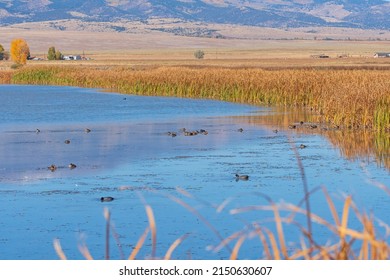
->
xmin=7 ymin=65 xmax=390 ymax=132
xmin=0 ymin=70 xmax=12 ymax=83
xmin=54 ymin=184 xmax=390 ymax=260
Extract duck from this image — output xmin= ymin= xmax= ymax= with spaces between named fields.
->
xmin=237 ymin=128 xmax=244 ymax=132
xmin=200 ymin=129 xmax=208 ymax=135
xmin=273 ymin=129 xmax=278 ymax=134
xmin=299 ymin=144 xmax=307 ymax=149
xmin=68 ymin=163 xmax=77 ymax=169
xmin=101 ymin=196 xmax=114 ymax=202
xmin=48 ymin=164 xmax=57 ymax=172
xmin=64 ymin=139 xmax=71 ymax=144
xmin=235 ymin=174 xmax=249 ymax=181
xmin=288 ymin=125 xmax=297 ymax=129
xmin=84 ymin=128 xmax=91 ymax=133
xmin=167 ymin=131 xmax=177 ymax=137
xmin=36 ymin=129 xmax=40 ymax=134
xmin=184 ymin=131 xmax=198 ymax=136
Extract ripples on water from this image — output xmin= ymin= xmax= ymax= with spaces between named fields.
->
xmin=0 ymin=85 xmax=389 ymax=260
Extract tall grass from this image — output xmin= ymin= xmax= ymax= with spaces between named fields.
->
xmin=53 ymin=185 xmax=390 ymax=260
xmin=0 ymin=70 xmax=12 ymax=84
xmin=7 ymin=65 xmax=390 ymax=132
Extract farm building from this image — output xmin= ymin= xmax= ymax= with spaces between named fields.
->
xmin=63 ymin=55 xmax=82 ymax=60
xmin=374 ymin=52 xmax=390 ymax=58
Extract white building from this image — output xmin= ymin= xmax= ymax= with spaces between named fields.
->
xmin=374 ymin=52 xmax=390 ymax=58
xmin=63 ymin=55 xmax=82 ymax=60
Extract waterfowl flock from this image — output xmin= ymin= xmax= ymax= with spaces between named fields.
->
xmin=34 ymin=96 xmax=319 ymax=205
xmin=166 ymin=128 xmax=209 ymax=137
xmin=286 ymin=121 xmax=330 ymax=131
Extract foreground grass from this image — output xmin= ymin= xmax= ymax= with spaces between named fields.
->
xmin=53 ymin=185 xmax=390 ymax=260
xmin=5 ymin=65 xmax=390 ymax=132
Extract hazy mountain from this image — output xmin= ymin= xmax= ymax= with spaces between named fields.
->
xmin=0 ymin=0 xmax=389 ymax=29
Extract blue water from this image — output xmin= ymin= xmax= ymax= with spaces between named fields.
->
xmin=0 ymin=85 xmax=389 ymax=260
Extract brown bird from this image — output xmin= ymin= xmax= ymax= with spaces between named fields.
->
xmin=48 ymin=164 xmax=57 ymax=172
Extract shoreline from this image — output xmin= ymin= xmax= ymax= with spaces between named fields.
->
xmin=0 ymin=64 xmax=388 ymax=133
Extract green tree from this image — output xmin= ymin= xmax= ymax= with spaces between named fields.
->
xmin=55 ymin=50 xmax=63 ymax=60
xmin=0 ymin=44 xmax=4 ymax=60
xmin=48 ymin=46 xmax=56 ymax=60
xmin=194 ymin=50 xmax=205 ymax=59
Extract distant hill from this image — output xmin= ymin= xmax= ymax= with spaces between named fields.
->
xmin=0 ymin=0 xmax=389 ymax=29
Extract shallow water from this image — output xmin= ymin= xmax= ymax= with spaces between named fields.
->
xmin=0 ymin=85 xmax=389 ymax=260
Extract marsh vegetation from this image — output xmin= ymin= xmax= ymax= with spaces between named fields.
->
xmin=4 ymin=65 xmax=390 ymax=133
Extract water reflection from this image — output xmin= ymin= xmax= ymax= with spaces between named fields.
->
xmin=233 ymin=107 xmax=390 ymax=171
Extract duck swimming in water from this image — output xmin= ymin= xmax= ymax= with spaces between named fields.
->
xmin=101 ymin=196 xmax=114 ymax=202
xmin=235 ymin=174 xmax=249 ymax=181
xmin=68 ymin=163 xmax=77 ymax=169
xmin=48 ymin=164 xmax=57 ymax=172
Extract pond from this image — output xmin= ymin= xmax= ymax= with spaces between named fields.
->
xmin=0 ymin=85 xmax=389 ymax=260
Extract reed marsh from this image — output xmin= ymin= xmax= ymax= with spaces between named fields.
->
xmin=5 ymin=65 xmax=390 ymax=133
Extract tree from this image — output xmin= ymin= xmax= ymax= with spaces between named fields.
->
xmin=0 ymin=44 xmax=4 ymax=60
xmin=10 ymin=38 xmax=30 ymax=65
xmin=48 ymin=46 xmax=56 ymax=60
xmin=55 ymin=50 xmax=63 ymax=60
xmin=194 ymin=50 xmax=205 ymax=59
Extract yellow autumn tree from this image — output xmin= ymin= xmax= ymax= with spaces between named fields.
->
xmin=10 ymin=38 xmax=30 ymax=65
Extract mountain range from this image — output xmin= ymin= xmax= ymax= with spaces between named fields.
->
xmin=0 ymin=0 xmax=389 ymax=29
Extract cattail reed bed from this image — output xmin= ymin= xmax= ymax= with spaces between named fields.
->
xmin=0 ymin=70 xmax=12 ymax=84
xmin=6 ymin=65 xmax=390 ymax=132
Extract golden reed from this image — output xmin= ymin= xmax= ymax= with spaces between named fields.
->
xmin=3 ymin=65 xmax=390 ymax=132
